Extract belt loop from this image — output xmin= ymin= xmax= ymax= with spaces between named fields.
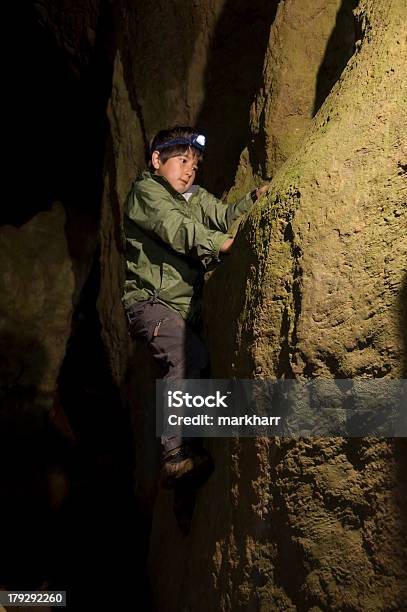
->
xmin=149 ymin=289 xmax=160 ymax=304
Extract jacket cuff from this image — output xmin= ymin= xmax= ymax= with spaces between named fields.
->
xmin=211 ymin=232 xmax=231 ymax=258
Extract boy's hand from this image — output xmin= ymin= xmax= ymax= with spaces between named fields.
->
xmin=256 ymin=184 xmax=270 ymax=199
xmin=219 ymin=237 xmax=234 ymax=253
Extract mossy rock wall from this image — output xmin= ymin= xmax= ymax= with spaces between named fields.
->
xmin=148 ymin=1 xmax=407 ymax=610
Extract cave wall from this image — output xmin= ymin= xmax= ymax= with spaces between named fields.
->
xmin=2 ymin=0 xmax=405 ymax=608
xmin=0 ymin=204 xmax=76 ymax=592
xmin=1 ymin=3 xmax=132 ymax=602
xmin=146 ymin=0 xmax=407 ymax=610
xmin=229 ymin=0 xmax=357 ymax=200
xmin=1 ymin=0 xmax=108 ymax=419
xmin=1 ymin=0 xmax=110 ymax=446
xmin=0 ymin=204 xmax=75 ymax=408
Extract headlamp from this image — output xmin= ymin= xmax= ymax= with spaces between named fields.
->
xmin=152 ymin=133 xmax=206 ymax=153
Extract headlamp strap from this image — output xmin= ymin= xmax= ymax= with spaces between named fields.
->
xmin=151 ymin=134 xmax=206 ymax=153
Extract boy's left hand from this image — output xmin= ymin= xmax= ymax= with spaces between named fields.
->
xmin=256 ymin=184 xmax=270 ymax=199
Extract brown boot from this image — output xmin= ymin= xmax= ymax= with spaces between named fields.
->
xmin=161 ymin=444 xmax=214 ymax=489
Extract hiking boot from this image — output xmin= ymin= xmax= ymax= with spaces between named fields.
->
xmin=161 ymin=444 xmax=214 ymax=489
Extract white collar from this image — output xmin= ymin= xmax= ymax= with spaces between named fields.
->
xmin=182 ymin=184 xmax=198 ymax=201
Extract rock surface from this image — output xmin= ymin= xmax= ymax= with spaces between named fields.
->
xmin=147 ymin=1 xmax=407 ymax=610
xmin=229 ymin=0 xmax=357 ymax=199
xmin=0 ymin=204 xmax=75 ymax=406
xmin=11 ymin=0 xmax=406 ymax=609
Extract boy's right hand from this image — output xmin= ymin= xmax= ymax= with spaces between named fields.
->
xmin=220 ymin=237 xmax=234 ymax=253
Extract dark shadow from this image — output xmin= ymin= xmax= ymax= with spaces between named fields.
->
xmin=55 ymin=253 xmax=149 ymax=610
xmin=3 ymin=1 xmax=113 ymax=227
xmin=0 ymin=332 xmax=51 ymax=588
xmin=1 ymin=2 xmax=143 ymax=608
xmin=0 ymin=264 xmax=145 ymax=607
xmin=313 ymin=0 xmax=358 ymax=116
xmin=197 ymin=0 xmax=278 ymax=196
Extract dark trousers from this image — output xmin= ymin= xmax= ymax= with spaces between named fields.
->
xmin=126 ymin=300 xmax=208 ymax=452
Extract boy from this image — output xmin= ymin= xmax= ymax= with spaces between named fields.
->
xmin=122 ymin=126 xmax=267 ymax=488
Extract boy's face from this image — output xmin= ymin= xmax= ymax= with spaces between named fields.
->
xmin=151 ymin=147 xmax=199 ymax=193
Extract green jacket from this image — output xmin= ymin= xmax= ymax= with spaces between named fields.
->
xmin=122 ymin=170 xmax=255 ymax=322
